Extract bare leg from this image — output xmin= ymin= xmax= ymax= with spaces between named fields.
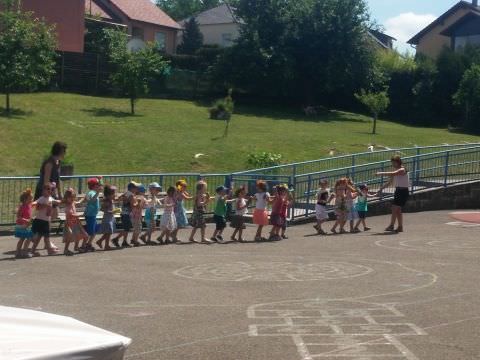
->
xmin=16 ymin=239 xmax=25 ymax=257
xmin=255 ymin=225 xmax=264 ymax=239
xmin=238 ymin=228 xmax=244 ymax=241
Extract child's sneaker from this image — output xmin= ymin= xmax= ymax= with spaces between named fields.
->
xmin=112 ymin=238 xmax=120 ymax=248
xmin=281 ymin=235 xmax=288 ymax=239
xmin=216 ymin=235 xmax=224 ymax=243
xmin=364 ymin=227 xmax=371 ymax=231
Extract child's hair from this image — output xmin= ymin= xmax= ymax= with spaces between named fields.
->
xmin=167 ymin=186 xmax=176 ymax=197
xmin=276 ymin=184 xmax=288 ymax=194
xmin=43 ymin=182 xmax=55 ymax=191
xmin=334 ymin=178 xmax=345 ymax=190
xmin=104 ymin=185 xmax=117 ymax=198
xmin=256 ymin=180 xmax=267 ymax=192
xmin=359 ymin=184 xmax=368 ymax=191
xmin=320 ymin=178 xmax=328 ymax=186
xmin=391 ymin=155 xmax=402 ymax=166
xmin=87 ymin=177 xmax=100 ymax=190
xmin=64 ymin=187 xmax=76 ymax=199
xmin=127 ymin=181 xmax=139 ymax=191
xmin=176 ymin=179 xmax=187 ymax=191
xmin=234 ymin=186 xmax=246 ymax=197
xmin=216 ymin=185 xmax=227 ymax=194
xmin=196 ymin=180 xmax=207 ymax=192
xmin=19 ymin=188 xmax=33 ymax=203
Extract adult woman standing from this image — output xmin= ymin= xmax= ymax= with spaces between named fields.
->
xmin=376 ymin=155 xmax=410 ymax=233
xmin=35 ymin=142 xmax=67 ymax=218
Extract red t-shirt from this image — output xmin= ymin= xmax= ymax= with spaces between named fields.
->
xmin=16 ymin=204 xmax=32 ymax=226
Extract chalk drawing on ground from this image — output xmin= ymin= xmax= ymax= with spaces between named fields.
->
xmin=173 ymin=262 xmax=374 ymax=282
xmin=248 ymin=299 xmax=426 ymax=360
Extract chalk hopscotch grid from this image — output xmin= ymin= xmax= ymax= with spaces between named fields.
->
xmin=248 ymin=300 xmax=426 ymax=360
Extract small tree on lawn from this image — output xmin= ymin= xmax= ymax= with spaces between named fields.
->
xmin=355 ymin=90 xmax=390 ymax=135
xmin=453 ymin=64 xmax=480 ymax=133
xmin=178 ymin=17 xmax=204 ymax=55
xmin=105 ymin=29 xmax=169 ymax=115
xmin=0 ymin=0 xmax=56 ymax=115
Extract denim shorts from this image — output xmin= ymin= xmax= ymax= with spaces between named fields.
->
xmin=85 ymin=216 xmax=97 ymax=236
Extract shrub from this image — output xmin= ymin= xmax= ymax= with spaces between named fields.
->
xmin=247 ymin=152 xmax=283 ymax=169
xmin=209 ymin=89 xmax=234 ymax=120
xmin=453 ymin=64 xmax=480 ymax=133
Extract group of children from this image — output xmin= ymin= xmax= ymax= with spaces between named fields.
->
xmin=13 ymin=176 xmax=374 ymax=259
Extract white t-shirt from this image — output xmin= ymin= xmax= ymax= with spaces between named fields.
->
xmin=235 ymin=198 xmax=248 ymax=216
xmin=255 ymin=192 xmax=270 ymax=210
xmin=393 ymin=168 xmax=410 ymax=188
xmin=35 ymin=196 xmax=54 ymax=221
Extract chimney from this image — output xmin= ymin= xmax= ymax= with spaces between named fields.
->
xmin=474 ymin=0 xmax=479 ymax=7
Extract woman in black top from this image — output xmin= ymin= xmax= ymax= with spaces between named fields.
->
xmin=35 ymin=142 xmax=67 ymax=218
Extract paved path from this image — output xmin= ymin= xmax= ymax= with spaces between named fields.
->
xmin=1 ymin=210 xmax=480 ymax=360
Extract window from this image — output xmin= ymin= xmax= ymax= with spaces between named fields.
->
xmin=132 ymin=27 xmax=144 ymax=40
xmin=221 ymin=33 xmax=233 ymax=47
xmin=155 ymin=32 xmax=166 ymax=51
xmin=455 ymin=34 xmax=480 ymax=51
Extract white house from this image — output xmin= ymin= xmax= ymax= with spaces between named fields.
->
xmin=178 ymin=3 xmax=242 ymax=47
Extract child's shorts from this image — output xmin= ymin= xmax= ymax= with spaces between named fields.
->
xmin=230 ymin=215 xmax=246 ymax=229
xmin=346 ymin=209 xmax=358 ymax=221
xmin=32 ymin=219 xmax=50 ymax=237
xmin=214 ymin=215 xmax=227 ymax=230
xmin=270 ymin=213 xmax=286 ymax=227
xmin=14 ymin=225 xmax=33 ymax=239
xmin=315 ymin=204 xmax=329 ymax=221
xmin=63 ymin=223 xmax=84 ymax=242
xmin=357 ymin=211 xmax=367 ymax=219
xmin=121 ymin=214 xmax=132 ymax=232
xmin=253 ymin=209 xmax=269 ymax=226
xmin=85 ymin=216 xmax=97 ymax=236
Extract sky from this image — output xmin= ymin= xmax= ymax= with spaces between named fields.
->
xmin=368 ymin=0 xmax=461 ymax=53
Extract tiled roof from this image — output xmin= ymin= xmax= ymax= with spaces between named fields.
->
xmin=180 ymin=4 xmax=241 ymax=26
xmin=85 ymin=0 xmax=113 ymax=20
xmin=109 ymin=0 xmax=181 ymax=29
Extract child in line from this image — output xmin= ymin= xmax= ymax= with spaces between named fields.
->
xmin=131 ymin=184 xmax=147 ymax=247
xmin=279 ymin=186 xmax=295 ymax=240
xmin=63 ymin=188 xmax=89 ymax=256
xmin=354 ymin=184 xmax=375 ymax=232
xmin=345 ymin=178 xmax=359 ymax=233
xmin=189 ymin=180 xmax=213 ymax=244
xmin=141 ymin=182 xmax=162 ymax=244
xmin=230 ymin=186 xmax=249 ymax=242
xmin=83 ymin=177 xmax=101 ymax=252
xmin=252 ymin=180 xmax=273 ymax=242
xmin=14 ymin=188 xmax=34 ymax=259
xmin=96 ymin=185 xmax=117 ymax=250
xmin=331 ymin=178 xmax=348 ymax=234
xmin=269 ymin=185 xmax=289 ymax=241
xmin=171 ymin=180 xmax=192 ymax=243
xmin=112 ymin=181 xmax=138 ymax=248
xmin=314 ymin=179 xmax=334 ymax=235
xmin=211 ymin=186 xmax=234 ymax=242
xmin=158 ymin=186 xmax=177 ymax=244
xmin=31 ymin=183 xmax=62 ymax=256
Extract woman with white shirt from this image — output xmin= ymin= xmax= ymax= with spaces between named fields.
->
xmin=376 ymin=156 xmax=410 ymax=233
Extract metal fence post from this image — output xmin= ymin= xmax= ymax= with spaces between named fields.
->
xmin=78 ymin=177 xmax=83 ymax=195
xmin=305 ymin=174 xmax=312 ymax=217
xmin=351 ymin=155 xmax=356 ymax=183
xmin=415 ymin=147 xmax=421 ymax=186
xmin=444 ymin=151 xmax=450 ymax=187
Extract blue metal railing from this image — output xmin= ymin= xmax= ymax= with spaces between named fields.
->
xmin=1 ymin=144 xmax=480 ymax=225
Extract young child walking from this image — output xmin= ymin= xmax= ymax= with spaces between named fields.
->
xmin=63 ymin=188 xmax=89 ymax=256
xmin=141 ymin=182 xmax=162 ymax=244
xmin=211 ymin=185 xmax=234 ymax=242
xmin=130 ymin=184 xmax=147 ymax=247
xmin=171 ymin=180 xmax=192 ymax=243
xmin=279 ymin=186 xmax=295 ymax=239
xmin=96 ymin=185 xmax=117 ymax=250
xmin=314 ymin=179 xmax=334 ymax=235
xmin=252 ymin=180 xmax=272 ymax=242
xmin=230 ymin=186 xmax=249 ymax=242
xmin=14 ymin=188 xmax=34 ymax=259
xmin=345 ymin=178 xmax=359 ymax=233
xmin=354 ymin=184 xmax=374 ymax=232
xmin=158 ymin=186 xmax=177 ymax=244
xmin=31 ymin=183 xmax=62 ymax=256
xmin=83 ymin=177 xmax=101 ymax=252
xmin=189 ymin=180 xmax=213 ymax=244
xmin=269 ymin=185 xmax=289 ymax=241
xmin=112 ymin=181 xmax=138 ymax=248
xmin=331 ymin=178 xmax=348 ymax=234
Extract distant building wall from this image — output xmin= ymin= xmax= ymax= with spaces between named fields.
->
xmin=22 ymin=0 xmax=85 ymax=53
xmin=416 ymin=7 xmax=471 ymax=58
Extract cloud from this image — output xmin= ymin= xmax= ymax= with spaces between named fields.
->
xmin=384 ymin=12 xmax=437 ymax=43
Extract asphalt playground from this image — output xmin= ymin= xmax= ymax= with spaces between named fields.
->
xmin=1 ymin=210 xmax=480 ymax=360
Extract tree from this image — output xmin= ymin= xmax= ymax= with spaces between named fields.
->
xmin=105 ymin=29 xmax=169 ymax=115
xmin=214 ymin=0 xmax=375 ymax=105
xmin=355 ymin=90 xmax=390 ymax=134
xmin=156 ymin=0 xmax=231 ymax=21
xmin=177 ymin=17 xmax=204 ymax=54
xmin=453 ymin=64 xmax=480 ymax=133
xmin=0 ymin=0 xmax=56 ymax=115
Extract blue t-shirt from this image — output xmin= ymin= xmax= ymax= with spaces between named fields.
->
xmin=85 ymin=190 xmax=100 ymax=217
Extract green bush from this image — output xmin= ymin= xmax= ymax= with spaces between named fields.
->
xmin=209 ymin=89 xmax=234 ymax=120
xmin=247 ymin=151 xmax=283 ymax=169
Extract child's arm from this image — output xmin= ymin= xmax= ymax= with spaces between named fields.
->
xmin=182 ymin=192 xmax=193 ymax=200
xmin=52 ymin=199 xmax=62 ymax=206
xmin=376 ymin=168 xmax=406 ymax=177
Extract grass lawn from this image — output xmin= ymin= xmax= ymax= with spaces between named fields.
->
xmin=1 ymin=92 xmax=479 ymax=176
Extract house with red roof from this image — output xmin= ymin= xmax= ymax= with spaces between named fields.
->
xmin=86 ymin=0 xmax=181 ymax=53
